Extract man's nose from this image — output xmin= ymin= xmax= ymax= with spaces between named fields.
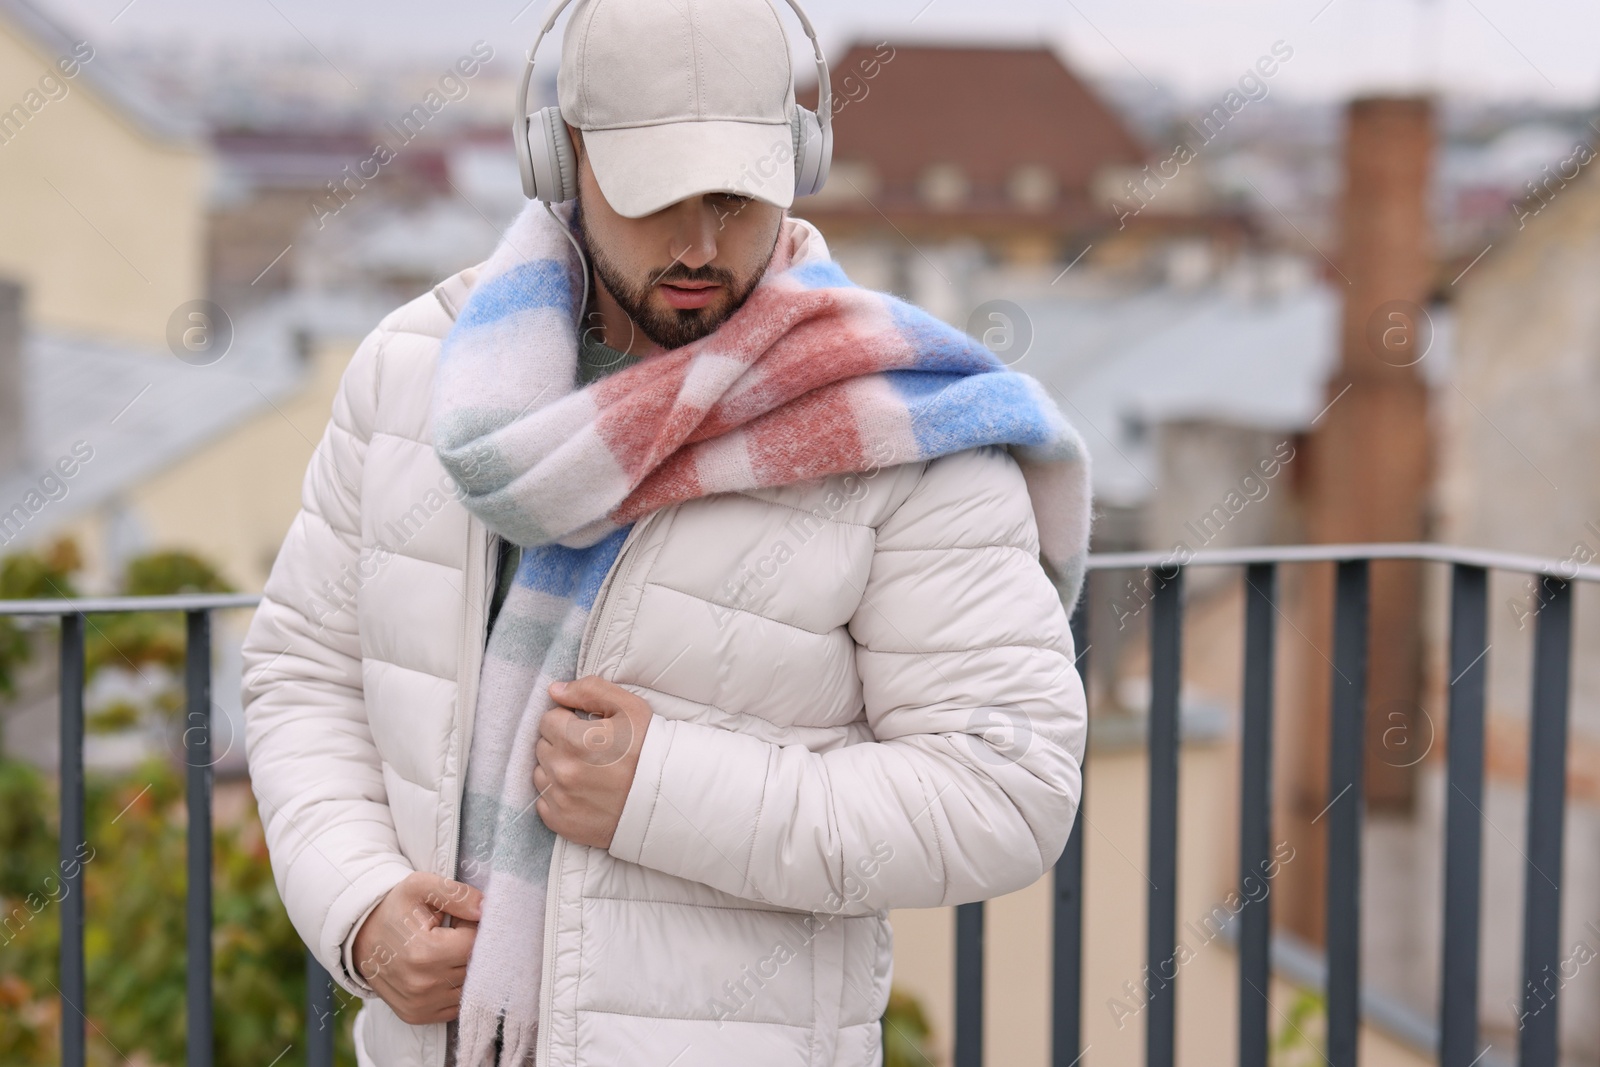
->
xmin=664 ymin=197 xmax=721 ymax=270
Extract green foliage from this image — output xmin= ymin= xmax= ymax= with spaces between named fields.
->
xmin=120 ymin=551 xmax=233 ymax=599
xmin=0 ymin=759 xmax=60 ymax=1059
xmin=0 ymin=538 xmax=236 ymax=686
xmin=0 ymin=756 xmax=358 ymax=1066
xmin=1270 ymin=987 xmax=1327 ymax=1067
xmin=882 ymin=984 xmax=936 ymax=1066
xmin=0 ymin=538 xmax=362 ymax=1063
xmin=0 ymin=619 xmax=27 ymax=702
xmin=0 ymin=760 xmax=55 ymax=898
xmin=0 ymin=540 xmax=238 ymax=749
xmin=86 ymin=700 xmax=142 ymax=734
xmin=0 ymin=538 xmax=82 ymax=601
xmin=84 ymin=549 xmax=235 ymax=682
xmin=0 ymin=537 xmax=81 ymax=701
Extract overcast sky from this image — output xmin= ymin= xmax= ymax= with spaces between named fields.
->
xmin=36 ymin=0 xmax=1600 ymax=106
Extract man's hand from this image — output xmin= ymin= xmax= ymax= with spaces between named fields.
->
xmin=534 ymin=676 xmax=654 ymax=849
xmin=351 ymin=871 xmax=483 ymax=1025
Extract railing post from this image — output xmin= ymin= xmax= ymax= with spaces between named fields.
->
xmin=954 ymin=901 xmax=984 ymax=1067
xmin=1238 ymin=564 xmax=1276 ymax=1067
xmin=1326 ymin=559 xmax=1369 ymax=1067
xmin=59 ymin=610 xmax=87 ymax=1067
xmin=1440 ymin=565 xmax=1488 ymax=1066
xmin=1052 ymin=592 xmax=1089 ymax=1067
xmin=1147 ymin=565 xmax=1183 ymax=1067
xmin=185 ymin=610 xmax=213 ymax=1067
xmin=308 ymin=953 xmax=336 ymax=1067
xmin=1518 ymin=576 xmax=1573 ymax=1067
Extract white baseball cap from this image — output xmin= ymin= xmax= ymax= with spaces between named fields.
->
xmin=557 ymin=0 xmax=800 ymax=218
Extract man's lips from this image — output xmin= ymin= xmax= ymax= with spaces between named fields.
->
xmin=658 ymin=281 xmax=722 ymax=310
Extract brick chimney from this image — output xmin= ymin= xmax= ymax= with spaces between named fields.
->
xmin=0 ymin=279 xmax=24 ymax=474
xmin=1281 ymin=97 xmax=1436 ymax=944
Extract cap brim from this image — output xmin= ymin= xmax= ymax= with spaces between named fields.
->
xmin=580 ymin=119 xmax=795 ymax=219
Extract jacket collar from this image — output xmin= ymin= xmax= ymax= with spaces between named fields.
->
xmin=432 ymin=260 xmax=487 ymax=323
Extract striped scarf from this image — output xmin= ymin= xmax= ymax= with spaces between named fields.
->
xmin=430 ymin=199 xmax=1091 ymax=1067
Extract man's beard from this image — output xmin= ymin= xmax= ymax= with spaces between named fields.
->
xmin=571 ymin=192 xmax=775 ymax=351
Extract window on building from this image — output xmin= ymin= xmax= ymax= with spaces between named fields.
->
xmin=918 ymin=163 xmax=969 ymax=209
xmin=1008 ymin=164 xmax=1059 ymax=210
xmin=799 ymin=160 xmax=879 ymax=204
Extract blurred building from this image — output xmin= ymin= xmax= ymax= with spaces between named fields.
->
xmin=0 ymin=0 xmax=209 ymax=348
xmin=1437 ymin=148 xmax=1600 ymax=1063
xmin=0 ymin=1 xmax=388 ymax=782
xmin=207 ymin=127 xmax=412 ymax=307
xmin=792 ymin=40 xmax=1261 ymax=335
xmin=795 ymin=42 xmax=1146 ymax=264
xmin=207 ymin=125 xmax=514 ymax=311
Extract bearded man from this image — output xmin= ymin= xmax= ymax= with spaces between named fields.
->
xmin=242 ymin=1 xmax=1091 ymax=1064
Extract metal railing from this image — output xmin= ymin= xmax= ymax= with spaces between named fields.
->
xmin=0 ymin=541 xmax=1587 ymax=1065
xmin=996 ymin=542 xmax=1584 ymax=1067
xmin=0 ymin=592 xmax=340 ymax=1067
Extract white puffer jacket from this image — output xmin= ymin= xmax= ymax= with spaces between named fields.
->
xmin=240 ymin=259 xmax=1088 ymax=1067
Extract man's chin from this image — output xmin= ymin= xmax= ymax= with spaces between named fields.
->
xmin=640 ymin=294 xmax=736 ymax=350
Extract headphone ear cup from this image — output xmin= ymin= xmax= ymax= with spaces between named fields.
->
xmin=791 ymin=106 xmax=832 ymax=199
xmin=516 ymin=111 xmax=537 ymax=199
xmin=547 ymin=108 xmax=578 ymax=202
xmin=790 ymin=109 xmax=803 ymax=178
xmin=527 ymin=106 xmax=578 ymax=203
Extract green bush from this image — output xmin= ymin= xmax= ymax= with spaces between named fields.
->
xmin=1271 ymin=987 xmax=1327 ymax=1066
xmin=0 ymin=538 xmax=80 ymax=704
xmin=0 ymin=538 xmax=234 ymax=718
xmin=83 ymin=548 xmax=234 ymax=683
xmin=0 ymin=538 xmax=360 ymax=1062
xmin=1 ymin=539 xmax=241 ymax=782
xmin=882 ymin=984 xmax=936 ymax=1066
xmin=0 ymin=756 xmax=358 ymax=1066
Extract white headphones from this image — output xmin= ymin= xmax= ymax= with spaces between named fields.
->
xmin=514 ymin=0 xmax=834 ymax=205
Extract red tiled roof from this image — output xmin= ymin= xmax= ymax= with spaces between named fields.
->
xmin=797 ymin=42 xmax=1147 ymax=234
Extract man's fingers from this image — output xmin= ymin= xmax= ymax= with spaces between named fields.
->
xmin=545 ymin=706 xmax=637 ymax=768
xmin=410 ymin=871 xmax=483 ymax=922
xmin=435 ymin=883 xmax=484 ymax=922
xmin=400 ymin=870 xmax=453 ymax=905
xmin=426 ymin=922 xmax=480 ymax=966
xmin=363 ymin=872 xmax=484 ymax=1027
xmin=548 ymin=675 xmax=624 ymax=717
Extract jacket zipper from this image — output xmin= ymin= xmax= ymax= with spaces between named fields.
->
xmin=439 ymin=276 xmax=491 ymax=1067
xmin=536 ymin=508 xmax=664 ymax=1066
xmin=439 ymin=270 xmax=491 ymax=901
xmin=444 ymin=517 xmax=493 ymax=891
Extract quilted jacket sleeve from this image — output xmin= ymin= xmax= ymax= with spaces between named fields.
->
xmin=606 ymin=444 xmax=1087 ymax=915
xmin=240 ymin=322 xmax=414 ymax=997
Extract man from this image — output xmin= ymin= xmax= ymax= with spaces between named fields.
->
xmin=241 ymin=0 xmax=1091 ymax=1064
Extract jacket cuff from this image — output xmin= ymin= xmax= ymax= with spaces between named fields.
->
xmin=339 ymin=893 xmax=389 ymax=997
xmin=607 ymin=715 xmax=674 ymax=865
xmin=324 ymin=861 xmax=415 ymax=999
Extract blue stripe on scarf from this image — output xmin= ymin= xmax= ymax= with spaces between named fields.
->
xmin=875 ymin=299 xmax=1053 ymax=456
xmin=789 ymin=260 xmax=853 ymax=290
xmin=453 ymin=259 xmax=575 ymax=332
xmin=886 ymin=369 xmax=1057 ymax=456
xmin=883 ymin=300 xmax=1004 ymax=376
xmin=516 ymin=524 xmax=632 ymax=611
